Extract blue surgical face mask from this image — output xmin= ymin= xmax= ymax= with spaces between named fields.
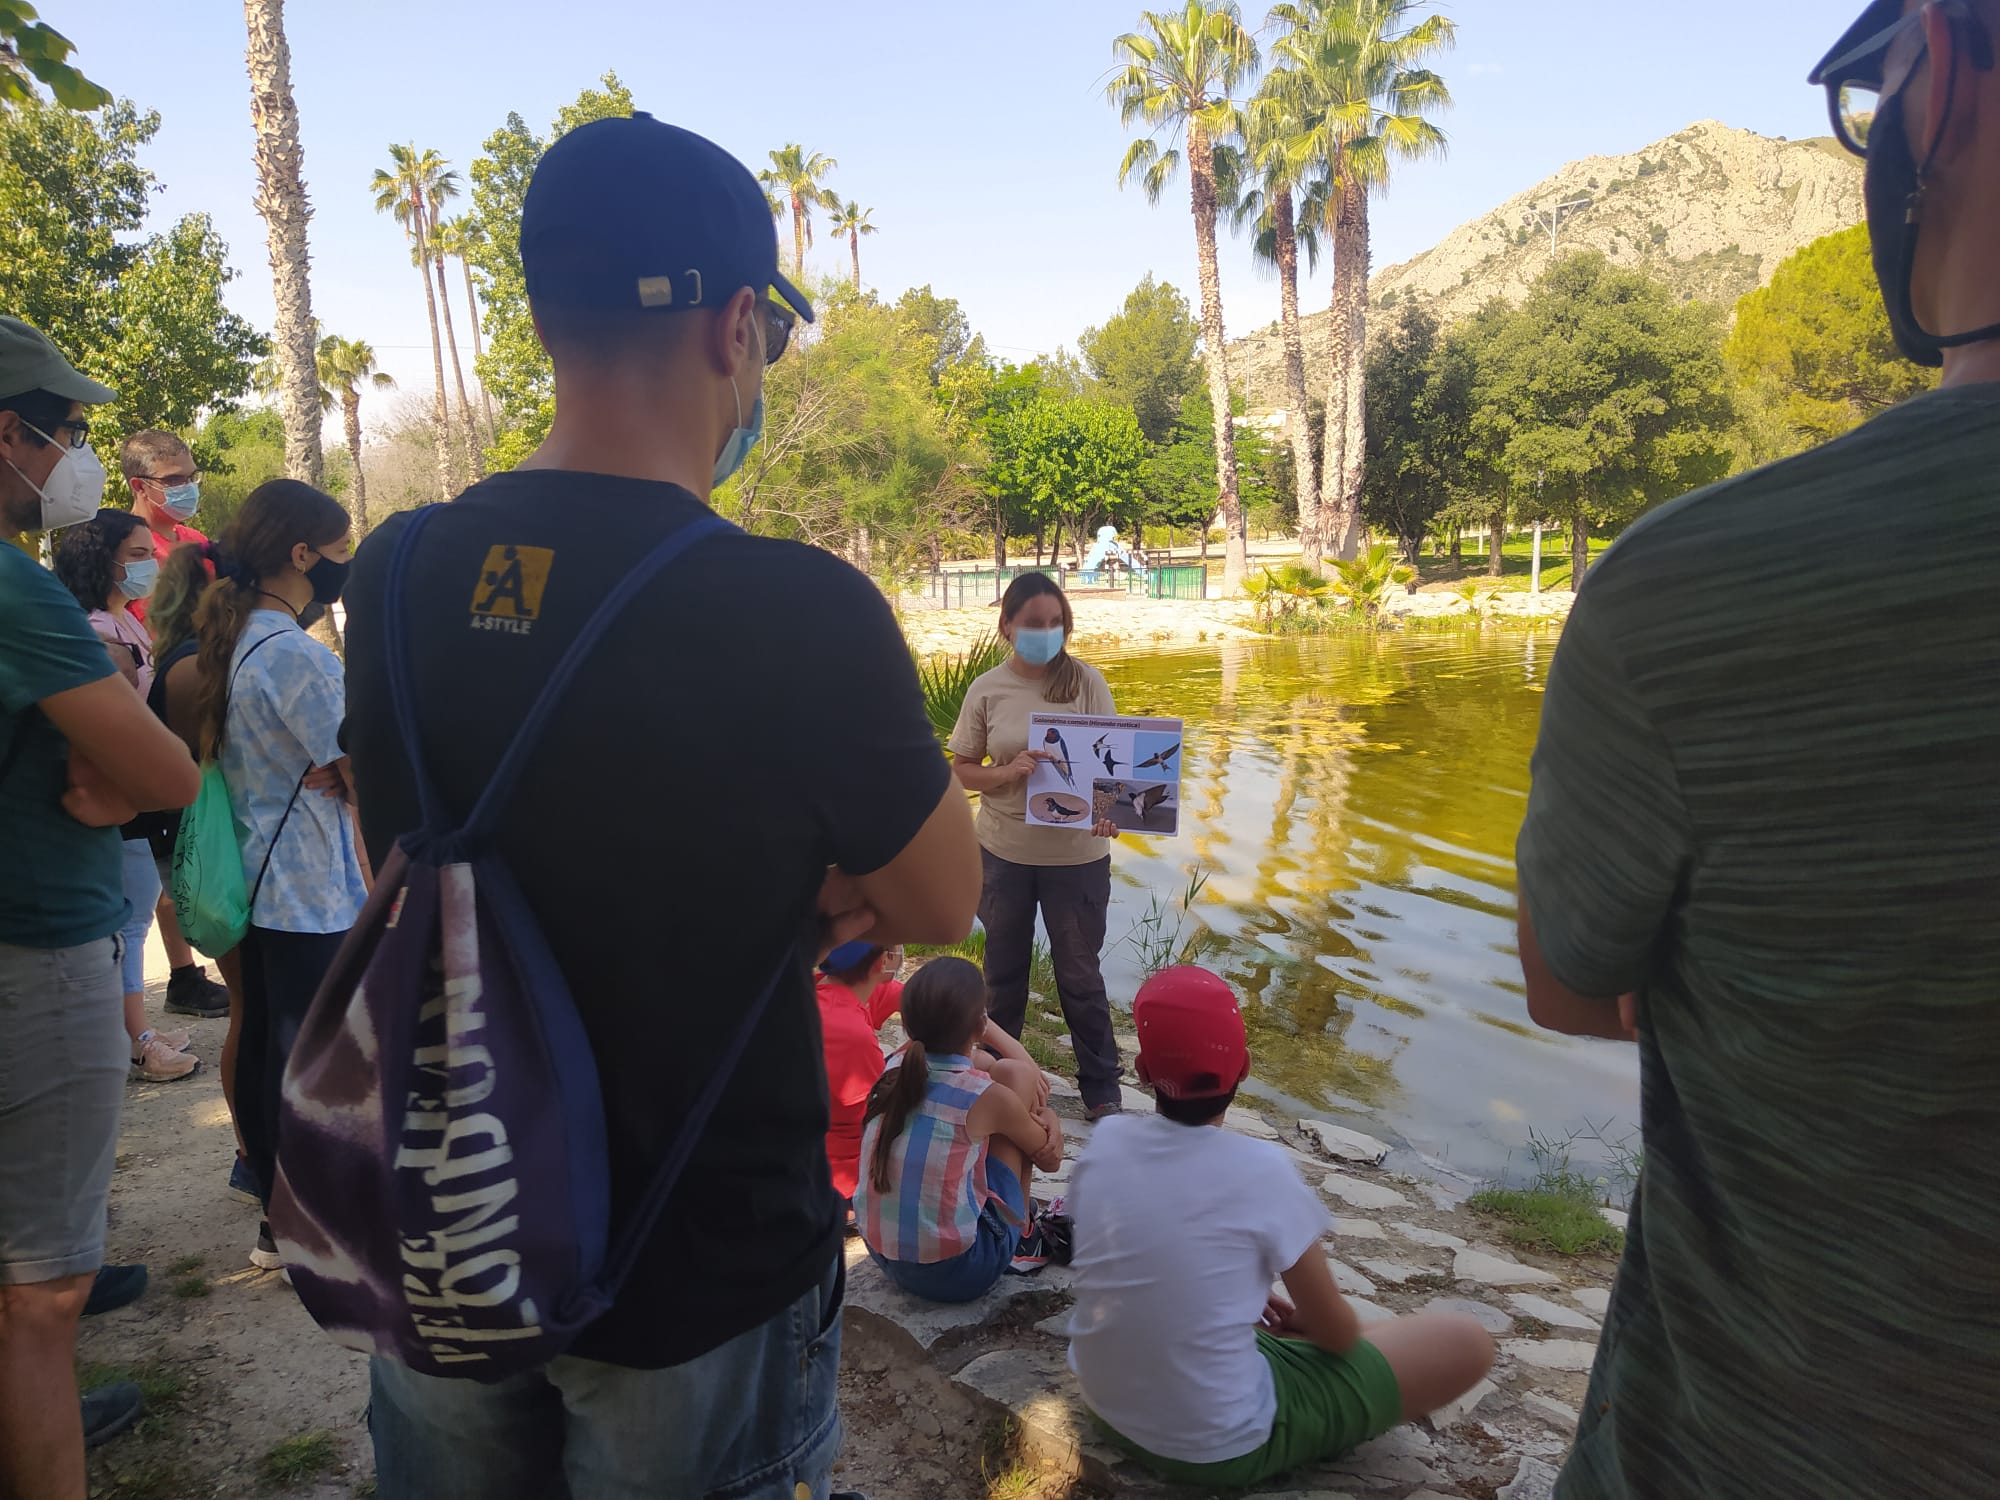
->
xmin=157 ymin=480 xmax=200 ymax=522
xmin=1013 ymin=625 xmax=1065 ymax=666
xmin=119 ymin=555 xmax=159 ymax=601
xmin=713 ymin=326 xmax=767 ymax=487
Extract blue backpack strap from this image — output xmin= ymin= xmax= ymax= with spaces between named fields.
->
xmin=591 ymin=942 xmax=795 ymax=1297
xmin=384 ymin=505 xmax=451 ymax=832
xmin=460 ymin=510 xmax=732 ymax=840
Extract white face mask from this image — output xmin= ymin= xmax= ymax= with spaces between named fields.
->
xmin=5 ymin=421 xmax=105 ymax=532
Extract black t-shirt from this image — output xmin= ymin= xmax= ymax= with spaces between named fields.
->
xmin=342 ymin=471 xmax=949 ymax=1369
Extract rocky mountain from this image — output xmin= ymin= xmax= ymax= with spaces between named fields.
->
xmin=1229 ymin=120 xmax=1864 ymax=415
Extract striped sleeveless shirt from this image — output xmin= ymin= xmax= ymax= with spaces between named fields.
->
xmin=854 ymin=1053 xmax=996 ymax=1264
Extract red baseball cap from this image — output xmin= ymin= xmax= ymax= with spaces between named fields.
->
xmin=1134 ymin=966 xmax=1250 ymax=1099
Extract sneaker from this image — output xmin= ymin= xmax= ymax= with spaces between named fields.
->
xmin=1086 ymin=1100 xmax=1124 ymax=1122
xmin=228 ymin=1154 xmax=263 ymax=1206
xmin=164 ymin=964 xmax=230 ymax=1018
xmin=151 ymin=1027 xmax=192 ymax=1054
xmin=83 ymin=1263 xmax=149 ymax=1317
xmin=130 ymin=1035 xmax=199 ymax=1083
xmin=1009 ymin=1219 xmax=1052 ymax=1274
xmin=250 ymin=1220 xmax=282 ymax=1271
xmin=81 ymin=1381 xmax=144 ymax=1450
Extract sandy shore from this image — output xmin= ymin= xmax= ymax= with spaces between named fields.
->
xmin=899 ymin=585 xmax=1573 ymax=660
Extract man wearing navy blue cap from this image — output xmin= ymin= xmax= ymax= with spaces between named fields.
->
xmin=1518 ymin=6 xmax=2000 ymax=1498
xmin=342 ymin=116 xmax=980 ymax=1499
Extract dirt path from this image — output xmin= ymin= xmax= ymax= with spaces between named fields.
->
xmin=82 ymin=937 xmax=1017 ymax=1500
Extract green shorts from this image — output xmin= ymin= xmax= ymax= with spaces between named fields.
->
xmin=1095 ymin=1332 xmax=1403 ymax=1490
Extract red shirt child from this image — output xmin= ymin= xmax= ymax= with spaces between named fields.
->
xmin=815 ymin=942 xmax=904 ymax=1203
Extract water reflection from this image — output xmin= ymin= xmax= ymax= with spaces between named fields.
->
xmin=1096 ymin=632 xmax=1639 ymax=1187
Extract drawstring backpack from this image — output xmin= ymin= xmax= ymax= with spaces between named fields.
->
xmin=270 ymin=505 xmax=788 ymax=1379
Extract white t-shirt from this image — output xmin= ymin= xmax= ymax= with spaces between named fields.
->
xmin=1066 ymin=1113 xmax=1332 ymax=1463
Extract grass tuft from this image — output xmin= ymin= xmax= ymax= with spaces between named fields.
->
xmin=165 ymin=1254 xmax=205 ymax=1276
xmin=77 ymin=1360 xmax=186 ymax=1410
xmin=171 ymin=1274 xmax=210 ymax=1300
xmin=260 ymin=1431 xmax=339 ymax=1488
xmin=1468 ymin=1177 xmax=1623 ymax=1256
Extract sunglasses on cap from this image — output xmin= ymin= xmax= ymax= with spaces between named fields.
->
xmin=1816 ymin=0 xmax=1995 ymax=154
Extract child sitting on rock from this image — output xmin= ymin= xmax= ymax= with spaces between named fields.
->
xmin=816 ymin=941 xmax=904 ymax=1211
xmin=1065 ymin=966 xmax=1495 ymax=1488
xmin=854 ymin=956 xmax=1063 ymax=1303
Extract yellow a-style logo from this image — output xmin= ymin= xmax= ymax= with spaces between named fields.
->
xmin=471 ymin=545 xmax=553 ymax=621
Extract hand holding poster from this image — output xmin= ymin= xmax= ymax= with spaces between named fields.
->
xmin=1026 ymin=712 xmax=1184 ymax=836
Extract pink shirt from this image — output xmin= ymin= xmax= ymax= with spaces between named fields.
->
xmin=88 ymin=606 xmax=153 ymax=697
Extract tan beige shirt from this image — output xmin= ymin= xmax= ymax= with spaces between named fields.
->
xmin=949 ymin=659 xmax=1115 ymax=867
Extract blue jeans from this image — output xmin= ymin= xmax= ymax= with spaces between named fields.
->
xmin=368 ymin=1254 xmax=844 ymax=1499
xmin=870 ymin=1158 xmax=1025 ymax=1304
xmin=118 ymin=838 xmax=160 ymax=996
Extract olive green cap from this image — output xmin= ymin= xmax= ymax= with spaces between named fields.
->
xmin=0 ymin=316 xmax=116 ymax=404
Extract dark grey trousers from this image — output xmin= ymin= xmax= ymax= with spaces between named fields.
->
xmin=978 ymin=848 xmax=1122 ymax=1110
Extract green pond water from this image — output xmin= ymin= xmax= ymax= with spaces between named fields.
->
xmin=1092 ymin=630 xmax=1640 ymax=1191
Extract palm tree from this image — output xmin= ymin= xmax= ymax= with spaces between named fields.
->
xmin=418 ymin=169 xmax=481 ymax=479
xmin=828 ymin=200 xmax=877 ymax=290
xmin=1270 ymin=0 xmax=1454 ymax=561
xmin=430 ymin=214 xmax=496 ymax=441
xmin=317 ymin=336 xmax=395 ymax=538
xmin=757 ymin=144 xmax=838 ymax=279
xmin=371 ymin=143 xmax=454 ymax=500
xmin=251 ymin=329 xmax=394 ymax=535
xmin=243 ymin=0 xmax=323 ymax=485
xmin=1107 ymin=1 xmax=1260 ymax=594
xmin=1237 ymin=73 xmax=1328 ymax=564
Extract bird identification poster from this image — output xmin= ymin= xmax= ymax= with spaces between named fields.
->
xmin=1025 ymin=712 xmax=1184 ymax=836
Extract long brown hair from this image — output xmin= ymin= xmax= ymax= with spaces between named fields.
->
xmin=998 ymin=571 xmax=1083 ymax=704
xmin=149 ymin=541 xmax=214 ymax=660
xmin=192 ymin=479 xmax=349 ymax=759
xmin=863 ymin=956 xmax=990 ymax=1195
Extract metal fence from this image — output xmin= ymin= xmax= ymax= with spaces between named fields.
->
xmin=1130 ymin=564 xmax=1208 ymax=601
xmin=913 ymin=560 xmax=1210 ymax=610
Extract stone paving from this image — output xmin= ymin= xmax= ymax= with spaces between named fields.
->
xmin=841 ymin=1083 xmax=1618 ymax=1498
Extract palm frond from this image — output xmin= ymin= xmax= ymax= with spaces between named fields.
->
xmin=916 ymin=634 xmax=1009 ymax=744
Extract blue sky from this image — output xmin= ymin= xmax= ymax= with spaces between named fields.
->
xmin=65 ymin=0 xmax=1855 ymax=427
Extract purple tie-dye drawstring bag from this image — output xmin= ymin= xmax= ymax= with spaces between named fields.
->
xmin=269 ymin=504 xmax=787 ymax=1379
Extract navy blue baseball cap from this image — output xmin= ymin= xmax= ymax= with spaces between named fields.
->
xmin=521 ymin=112 xmax=814 ymax=323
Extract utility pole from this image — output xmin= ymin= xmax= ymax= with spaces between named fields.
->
xmin=1522 ymin=197 xmax=1592 ymax=261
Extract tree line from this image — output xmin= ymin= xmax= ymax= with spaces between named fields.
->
xmin=1354 ymin=225 xmax=1937 ymax=589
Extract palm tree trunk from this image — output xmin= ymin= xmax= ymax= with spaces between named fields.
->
xmin=1186 ymin=124 xmax=1246 ymax=595
xmin=432 ymin=250 xmax=481 ymax=478
xmin=850 ymin=231 xmax=861 ymax=290
xmin=1320 ymin=176 xmax=1370 ymax=563
xmin=1271 ymin=185 xmax=1319 ymax=570
xmin=791 ymin=196 xmax=806 ymax=278
xmin=342 ymin=389 xmax=369 ymax=539
xmin=459 ymin=257 xmax=496 ymax=440
xmin=409 ymin=193 xmax=452 ymax=501
xmin=1488 ymin=510 xmax=1506 ymax=578
xmin=243 ymin=0 xmax=323 ymax=487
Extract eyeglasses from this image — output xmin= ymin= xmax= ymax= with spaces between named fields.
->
xmin=31 ymin=417 xmax=92 ymax=449
xmin=759 ymin=297 xmax=797 ymax=365
xmin=1817 ymin=0 xmax=1992 ymax=155
xmin=142 ymin=470 xmax=201 ymax=488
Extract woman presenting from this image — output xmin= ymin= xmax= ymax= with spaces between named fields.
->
xmin=949 ymin=572 xmax=1124 ymax=1118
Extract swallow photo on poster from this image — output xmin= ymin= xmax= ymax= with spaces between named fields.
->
xmin=1026 ymin=712 xmax=1184 ymax=836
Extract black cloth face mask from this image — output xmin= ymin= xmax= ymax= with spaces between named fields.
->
xmin=305 ymin=554 xmax=351 ymax=605
xmin=1863 ymin=26 xmax=2000 ymax=366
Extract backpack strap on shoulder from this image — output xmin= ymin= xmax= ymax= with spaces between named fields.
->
xmin=385 ymin=506 xmax=451 ymax=832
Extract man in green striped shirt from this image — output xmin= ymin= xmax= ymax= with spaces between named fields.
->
xmin=1516 ymin=4 xmax=2000 ymax=1496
